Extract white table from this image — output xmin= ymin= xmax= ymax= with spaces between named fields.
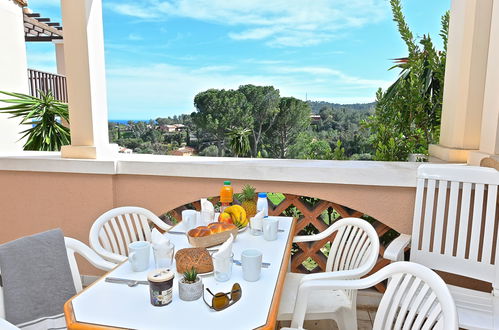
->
xmin=65 ymin=216 xmax=295 ymax=330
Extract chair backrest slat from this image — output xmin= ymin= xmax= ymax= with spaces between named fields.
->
xmin=332 ymin=225 xmax=353 ymax=271
xmin=132 ymin=213 xmax=145 ymax=241
xmin=109 ymin=217 xmax=126 ymax=256
xmin=433 ymin=180 xmax=448 ymax=254
xmin=351 ymin=232 xmax=370 ymax=270
xmin=342 ymin=227 xmax=362 ymax=270
xmin=456 ymin=182 xmax=472 ymax=259
xmin=469 ymin=183 xmax=485 ymax=261
xmin=98 ymin=230 xmax=112 ymax=252
xmin=394 ymin=277 xmax=422 ymax=329
xmin=421 ymin=179 xmax=437 ymax=252
xmin=412 ymin=178 xmax=425 ymax=253
xmin=444 ymin=181 xmax=460 ymax=255
xmin=116 ymin=215 xmax=132 ymax=253
xmin=124 ymin=213 xmax=138 ymax=242
xmin=139 ymin=214 xmax=152 ymax=242
xmin=411 ymin=164 xmax=499 ymax=285
xmin=388 ymin=273 xmax=414 ymax=328
xmin=484 ymin=185 xmax=498 ymax=264
xmin=103 ymin=222 xmax=120 ymax=254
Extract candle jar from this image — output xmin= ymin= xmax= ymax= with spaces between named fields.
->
xmin=148 ymin=269 xmax=175 ymax=306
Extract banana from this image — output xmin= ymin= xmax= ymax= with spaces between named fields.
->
xmin=224 ymin=205 xmax=248 ymax=228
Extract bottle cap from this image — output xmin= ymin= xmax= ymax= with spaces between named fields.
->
xmin=224 ymin=181 xmax=231 ymax=185
xmin=258 ymin=192 xmax=267 ymax=198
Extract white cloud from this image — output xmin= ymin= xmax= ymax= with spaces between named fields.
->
xmin=106 ymin=3 xmax=157 ymax=19
xmin=106 ymin=0 xmax=389 ymax=47
xmin=128 ymin=33 xmax=143 ymax=41
xmin=105 ymin=61 xmax=392 ymax=118
xmin=229 ymin=27 xmax=280 ymax=41
xmin=194 ymin=65 xmax=233 ymax=73
xmin=269 ymin=66 xmax=390 ymax=88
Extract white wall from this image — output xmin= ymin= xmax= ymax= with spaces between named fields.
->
xmin=0 ymin=0 xmax=27 ymax=152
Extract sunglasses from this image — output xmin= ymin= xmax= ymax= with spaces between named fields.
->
xmin=203 ymin=283 xmax=242 ymax=311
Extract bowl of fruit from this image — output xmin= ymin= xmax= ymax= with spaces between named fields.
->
xmin=218 ymin=205 xmax=249 ymax=231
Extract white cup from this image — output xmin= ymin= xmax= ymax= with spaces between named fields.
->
xmin=263 ymin=218 xmax=279 ymax=241
xmin=129 ymin=241 xmax=151 ymax=272
xmin=182 ymin=210 xmax=197 ymax=231
xmin=241 ymin=249 xmax=262 ymax=282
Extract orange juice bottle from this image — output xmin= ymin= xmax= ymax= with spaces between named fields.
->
xmin=220 ymin=181 xmax=233 ymax=212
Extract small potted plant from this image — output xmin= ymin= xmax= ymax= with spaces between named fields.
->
xmin=178 ymin=267 xmax=203 ymax=301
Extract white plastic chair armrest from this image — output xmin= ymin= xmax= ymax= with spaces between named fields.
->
xmin=292 ymin=217 xmax=363 ymax=243
xmin=299 ymin=268 xmax=365 ymax=284
xmin=0 ymin=318 xmax=20 ymax=329
xmin=65 ymin=238 xmax=117 ymax=271
xmin=91 ymin=245 xmax=128 ymax=264
xmin=384 ymin=234 xmax=411 ymax=261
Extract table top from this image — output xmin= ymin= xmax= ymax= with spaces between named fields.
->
xmin=65 ymin=216 xmax=295 ymax=330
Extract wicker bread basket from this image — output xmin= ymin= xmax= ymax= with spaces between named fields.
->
xmin=187 ymin=227 xmax=239 ymax=248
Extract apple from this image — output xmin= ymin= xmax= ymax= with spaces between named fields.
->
xmin=218 ymin=212 xmax=233 ymax=224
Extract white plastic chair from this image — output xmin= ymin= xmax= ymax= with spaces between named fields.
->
xmin=0 ymin=237 xmax=115 ymax=329
xmin=277 ymin=217 xmax=380 ymax=330
xmin=281 ymin=262 xmax=459 ymax=330
xmin=384 ymin=164 xmax=499 ymax=329
xmin=89 ymin=206 xmax=172 ymax=264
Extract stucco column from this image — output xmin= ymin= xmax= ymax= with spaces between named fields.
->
xmin=429 ymin=0 xmax=493 ymax=162
xmin=0 ymin=0 xmax=27 ymax=152
xmin=53 ymin=39 xmax=66 ymax=75
xmin=468 ymin=0 xmax=499 ymax=165
xmin=60 ymin=0 xmax=117 ymax=159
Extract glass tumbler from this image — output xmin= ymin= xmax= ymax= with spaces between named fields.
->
xmin=153 ymin=243 xmax=175 ymax=269
xmin=212 ymin=252 xmax=233 ymax=282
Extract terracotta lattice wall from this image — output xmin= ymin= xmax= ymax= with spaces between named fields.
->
xmin=167 ymin=193 xmax=397 ymax=292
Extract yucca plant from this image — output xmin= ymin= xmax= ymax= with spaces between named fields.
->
xmin=0 ymin=90 xmax=70 ymax=151
xmin=227 ymin=127 xmax=251 ymax=157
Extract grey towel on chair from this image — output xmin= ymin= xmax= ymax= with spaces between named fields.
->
xmin=0 ymin=229 xmax=76 ymax=329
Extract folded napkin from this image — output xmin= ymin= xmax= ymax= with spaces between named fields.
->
xmin=181 ymin=209 xmax=197 ymax=232
xmin=200 ymin=198 xmax=215 ymax=224
xmin=212 ymin=233 xmax=234 ymax=259
xmin=151 ymin=228 xmax=172 ymax=251
xmin=250 ymin=210 xmax=264 ymax=230
xmin=0 ymin=229 xmax=76 ymax=329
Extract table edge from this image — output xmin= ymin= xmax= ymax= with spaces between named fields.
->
xmin=255 ymin=216 xmax=296 ymax=330
xmin=65 ymin=261 xmax=126 ymax=330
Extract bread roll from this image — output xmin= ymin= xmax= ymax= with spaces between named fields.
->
xmin=175 ymin=248 xmax=213 ymax=274
xmin=188 ymin=223 xmax=236 ymax=237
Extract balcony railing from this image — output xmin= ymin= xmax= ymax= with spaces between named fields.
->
xmin=27 ymin=68 xmax=68 ymax=103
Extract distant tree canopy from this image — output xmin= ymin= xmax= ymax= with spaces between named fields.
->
xmin=192 ymin=88 xmax=252 ymax=156
xmin=108 ymin=1 xmax=448 ymax=162
xmin=268 ymin=97 xmax=311 ymax=158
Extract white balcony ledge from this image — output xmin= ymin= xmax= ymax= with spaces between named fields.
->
xmin=0 ymin=151 xmax=421 ymax=187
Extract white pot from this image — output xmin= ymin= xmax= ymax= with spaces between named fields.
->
xmin=178 ymin=277 xmax=203 ymax=301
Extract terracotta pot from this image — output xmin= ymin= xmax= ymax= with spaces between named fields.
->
xmin=178 ymin=277 xmax=203 ymax=301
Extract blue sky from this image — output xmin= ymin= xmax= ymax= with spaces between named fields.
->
xmin=26 ymin=0 xmax=450 ymax=120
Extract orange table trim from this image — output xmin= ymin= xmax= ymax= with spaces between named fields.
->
xmin=64 ymin=218 xmax=297 ymax=330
